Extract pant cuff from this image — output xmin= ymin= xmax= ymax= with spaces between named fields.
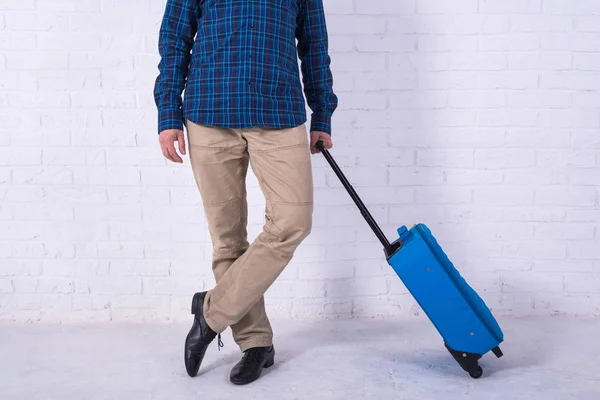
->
xmin=238 ymin=338 xmax=274 ymax=352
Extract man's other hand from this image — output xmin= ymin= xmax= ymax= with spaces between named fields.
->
xmin=310 ymin=131 xmax=333 ymax=155
xmin=159 ymin=129 xmax=186 ymax=163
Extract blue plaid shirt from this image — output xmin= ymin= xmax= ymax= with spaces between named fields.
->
xmin=154 ymin=0 xmax=338 ymax=135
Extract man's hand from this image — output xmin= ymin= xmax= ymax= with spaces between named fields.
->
xmin=310 ymin=131 xmax=333 ymax=154
xmin=159 ymin=129 xmax=186 ymax=163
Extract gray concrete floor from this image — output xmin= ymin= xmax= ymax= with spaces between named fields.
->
xmin=1 ymin=317 xmax=599 ymax=400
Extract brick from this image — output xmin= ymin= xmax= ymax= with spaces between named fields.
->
xmin=572 ymin=92 xmax=600 ymax=108
xmin=502 ymin=241 xmax=567 ymax=260
xmin=503 ymin=168 xmax=568 ymax=185
xmin=504 ymin=206 xmax=566 ymax=222
xmin=417 ymin=0 xmax=477 ymax=14
xmin=480 ymin=34 xmax=539 ymax=51
xmin=38 ymin=70 xmax=102 ymax=91
xmin=507 ymin=91 xmax=570 ymax=108
xmin=36 ymin=32 xmax=100 ymax=50
xmin=70 ymin=14 xmax=132 ymax=33
xmin=575 ymin=17 xmax=600 ymax=32
xmin=0 ymin=32 xmax=36 ymax=50
xmin=417 ymin=149 xmax=473 ymax=168
xmin=412 ymin=15 xmax=509 ymax=34
xmin=480 ymin=0 xmax=542 ymax=14
xmin=507 ymin=128 xmax=572 ymax=148
xmin=328 ymin=35 xmax=354 ymax=53
xmin=14 ymin=242 xmax=75 ymax=259
xmin=447 ymin=90 xmax=506 ymax=108
xmin=326 ymin=16 xmax=385 ymax=35
xmin=446 ymin=170 xmax=504 ymax=185
xmin=332 ymin=54 xmax=386 ymax=72
xmin=478 ymin=71 xmax=539 ymax=89
xmin=13 ymin=167 xmax=73 ymax=186
xmin=69 ymin=52 xmax=135 ymax=70
xmin=537 ymin=150 xmax=596 ymax=168
xmin=88 ymin=278 xmax=142 ymax=295
xmin=571 ymin=130 xmax=600 ymax=149
xmin=475 ymin=149 xmax=535 ymax=169
xmin=543 ymin=33 xmax=600 ymax=52
xmin=448 ymin=53 xmax=507 ymax=71
xmin=501 ymin=272 xmax=563 ymax=293
xmin=13 ymin=204 xmax=73 ymax=222
xmin=74 ymin=167 xmax=140 ymax=186
xmin=0 ymin=0 xmax=34 ymax=9
xmin=323 ymin=0 xmax=354 ymax=14
xmin=563 ymin=274 xmax=600 ymax=294
xmin=569 ymin=241 xmax=600 ymax=259
xmin=0 ymin=222 xmax=43 ymax=240
xmin=536 ymin=187 xmax=596 ymax=207
xmin=338 ymin=93 xmax=387 ymax=110
xmin=510 ymin=15 xmax=573 ymax=32
xmin=43 ymin=222 xmax=109 ymax=242
xmin=539 ymin=110 xmax=599 ymax=128
xmin=291 ymin=299 xmax=352 ymax=318
xmin=534 ymin=261 xmax=593 ymax=273
xmin=415 ymin=186 xmax=472 ymax=204
xmin=142 ymin=277 xmax=202 ymax=295
xmin=418 ymin=35 xmax=479 ymax=52
xmin=388 ymin=167 xmax=444 ymax=186
xmin=543 ymin=1 xmax=600 ymax=15
xmin=418 ymin=71 xmax=477 ymax=89
xmin=356 ymin=0 xmax=415 ymax=14
xmin=473 ymin=187 xmax=534 ymax=206
xmin=390 ymin=91 xmax=448 ymax=109
xmin=478 ymin=110 xmax=538 ymax=127
xmin=36 ymin=0 xmax=101 ymax=12
xmin=5 ymin=12 xmax=68 ymax=31
xmin=103 ymin=0 xmax=156 ymax=12
xmin=97 ymin=242 xmax=144 ymax=259
xmin=0 ymin=279 xmax=13 ymax=294
xmin=4 ymin=186 xmax=45 ymax=203
xmin=574 ymin=54 xmax=600 ymax=71
xmin=535 ymin=223 xmax=595 ymax=240
xmin=356 ymin=35 xmax=415 ymax=52
xmin=326 ymin=277 xmax=388 ymax=298
xmin=0 ymin=260 xmax=42 ymax=276
xmin=508 ymin=53 xmax=572 ymax=71
xmin=354 ymin=72 xmax=417 ymax=91
xmin=407 ymin=54 xmax=449 ymax=71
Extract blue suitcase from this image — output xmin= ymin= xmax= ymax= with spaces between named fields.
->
xmin=317 ymin=142 xmax=504 ymax=379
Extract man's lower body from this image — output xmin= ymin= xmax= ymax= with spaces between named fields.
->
xmin=183 ymin=120 xmax=314 ymax=384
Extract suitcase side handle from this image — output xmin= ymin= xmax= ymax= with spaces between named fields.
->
xmin=316 ymin=141 xmax=401 ymax=257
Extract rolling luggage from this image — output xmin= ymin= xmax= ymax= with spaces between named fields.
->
xmin=316 ymin=142 xmax=504 ymax=379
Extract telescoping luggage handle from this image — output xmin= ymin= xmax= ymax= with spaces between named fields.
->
xmin=316 ymin=141 xmax=402 ymax=257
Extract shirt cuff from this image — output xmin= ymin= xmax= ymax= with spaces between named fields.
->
xmin=158 ymin=108 xmax=184 ymax=134
xmin=310 ymin=112 xmax=332 ymax=135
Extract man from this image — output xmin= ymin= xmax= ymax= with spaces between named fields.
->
xmin=153 ymin=0 xmax=337 ymax=385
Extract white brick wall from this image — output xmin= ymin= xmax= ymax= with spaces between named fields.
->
xmin=0 ymin=0 xmax=599 ymax=323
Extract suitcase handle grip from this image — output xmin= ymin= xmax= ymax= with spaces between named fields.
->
xmin=316 ymin=141 xmax=401 ymax=257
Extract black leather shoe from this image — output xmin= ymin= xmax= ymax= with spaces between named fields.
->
xmin=184 ymin=291 xmax=220 ymax=377
xmin=229 ymin=346 xmax=275 ymax=385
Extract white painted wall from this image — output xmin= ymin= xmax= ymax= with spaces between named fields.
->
xmin=0 ymin=0 xmax=599 ymax=322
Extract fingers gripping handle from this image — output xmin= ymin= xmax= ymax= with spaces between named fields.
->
xmin=316 ymin=141 xmax=400 ymax=257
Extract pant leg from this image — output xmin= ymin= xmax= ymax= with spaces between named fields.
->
xmin=203 ymin=124 xmax=313 ymax=345
xmin=186 ymin=120 xmax=274 ymax=350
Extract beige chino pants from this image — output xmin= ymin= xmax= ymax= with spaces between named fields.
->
xmin=186 ymin=120 xmax=314 ymax=351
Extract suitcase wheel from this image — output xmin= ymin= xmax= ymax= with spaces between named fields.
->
xmin=468 ymin=366 xmax=483 ymax=379
xmin=444 ymin=342 xmax=484 ymax=379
